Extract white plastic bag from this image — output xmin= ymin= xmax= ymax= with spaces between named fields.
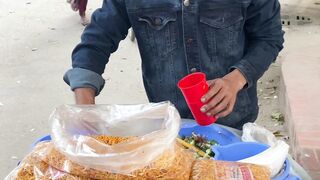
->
xmin=242 ymin=123 xmax=277 ymax=146
xmin=50 ymin=102 xmax=181 ymax=175
xmin=241 ymin=123 xmax=289 ymax=177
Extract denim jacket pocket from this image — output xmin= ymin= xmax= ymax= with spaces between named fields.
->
xmin=199 ymin=5 xmax=244 ymax=62
xmin=131 ymin=8 xmax=178 ymax=58
xmin=199 ymin=7 xmax=243 ymax=31
xmin=138 ymin=12 xmax=177 ymax=30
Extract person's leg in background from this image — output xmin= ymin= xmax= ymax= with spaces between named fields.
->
xmin=70 ymin=0 xmax=78 ymax=11
xmin=78 ymin=0 xmax=89 ymax=26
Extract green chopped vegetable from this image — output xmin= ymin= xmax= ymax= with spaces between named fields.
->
xmin=181 ymin=132 xmax=219 ymax=158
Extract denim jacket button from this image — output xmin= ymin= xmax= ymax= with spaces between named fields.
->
xmin=187 ymin=38 xmax=193 ymax=43
xmin=154 ymin=17 xmax=162 ymax=26
xmin=183 ymin=0 xmax=190 ymax=6
xmin=190 ymin=68 xmax=197 ymax=73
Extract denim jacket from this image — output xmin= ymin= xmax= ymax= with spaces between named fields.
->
xmin=64 ymin=0 xmax=284 ymax=129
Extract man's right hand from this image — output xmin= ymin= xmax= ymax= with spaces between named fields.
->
xmin=74 ymin=88 xmax=95 ymax=104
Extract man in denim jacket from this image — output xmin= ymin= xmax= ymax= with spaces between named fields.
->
xmin=64 ymin=0 xmax=284 ymax=129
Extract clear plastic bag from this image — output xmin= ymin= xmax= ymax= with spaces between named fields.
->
xmin=42 ymin=141 xmax=194 ymax=179
xmin=50 ymin=102 xmax=181 ymax=175
xmin=5 ymin=142 xmax=85 ymax=180
xmin=190 ymin=159 xmax=270 ymax=180
xmin=6 ymin=102 xmax=196 ymax=179
xmin=7 ymin=141 xmax=195 ymax=180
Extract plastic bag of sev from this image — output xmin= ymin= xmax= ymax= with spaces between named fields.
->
xmin=191 ymin=159 xmax=271 ymax=180
xmin=41 ymin=136 xmax=195 ymax=180
xmin=5 ymin=142 xmax=87 ymax=180
xmin=6 ymin=103 xmax=196 ymax=180
xmin=49 ymin=103 xmax=184 ymax=175
xmin=6 ymin=136 xmax=195 ymax=180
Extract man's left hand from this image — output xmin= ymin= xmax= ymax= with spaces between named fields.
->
xmin=200 ymin=69 xmax=247 ymax=119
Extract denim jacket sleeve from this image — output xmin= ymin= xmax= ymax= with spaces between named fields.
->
xmin=231 ymin=0 xmax=284 ymax=88
xmin=64 ymin=0 xmax=130 ymax=95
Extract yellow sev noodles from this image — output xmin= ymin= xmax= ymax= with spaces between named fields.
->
xmin=93 ymin=135 xmax=132 ymax=145
xmin=15 ymin=142 xmax=88 ymax=180
xmin=16 ymin=135 xmax=195 ymax=180
xmin=14 ymin=136 xmax=270 ymax=180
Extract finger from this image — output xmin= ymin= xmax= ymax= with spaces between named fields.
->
xmin=201 ymin=79 xmax=223 ymax=103
xmin=215 ymin=105 xmax=232 ymax=118
xmin=214 ymin=106 xmax=230 ymax=118
xmin=206 ymin=97 xmax=230 ymax=116
xmin=216 ymin=98 xmax=236 ymax=118
xmin=201 ymin=90 xmax=226 ymax=113
xmin=207 ymin=79 xmax=217 ymax=87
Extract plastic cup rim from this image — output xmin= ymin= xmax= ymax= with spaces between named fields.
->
xmin=178 ymin=72 xmax=206 ymax=90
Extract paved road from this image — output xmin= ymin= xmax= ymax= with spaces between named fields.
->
xmin=0 ymin=0 xmax=147 ymax=177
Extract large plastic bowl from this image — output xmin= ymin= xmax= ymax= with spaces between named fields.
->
xmin=32 ymin=135 xmax=51 ymax=147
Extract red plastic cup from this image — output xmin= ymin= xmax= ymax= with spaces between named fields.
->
xmin=178 ymin=72 xmax=217 ymax=126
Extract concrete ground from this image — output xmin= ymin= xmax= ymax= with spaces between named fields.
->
xmin=0 ymin=0 xmax=319 ymax=178
xmin=279 ymin=1 xmax=320 ymax=177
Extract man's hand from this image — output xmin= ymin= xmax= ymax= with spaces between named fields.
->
xmin=74 ymin=88 xmax=95 ymax=104
xmin=200 ymin=69 xmax=247 ymax=119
